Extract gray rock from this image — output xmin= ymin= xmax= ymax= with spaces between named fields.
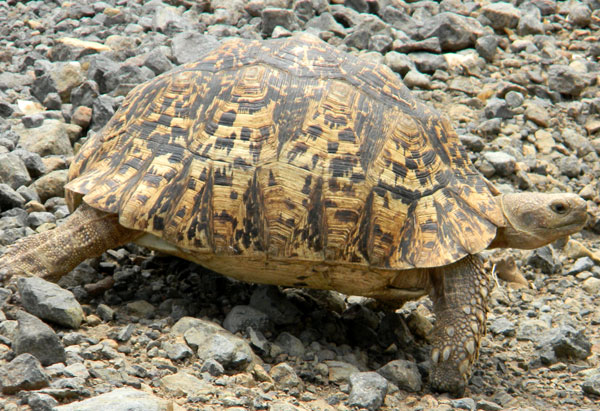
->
xmin=568 ymin=3 xmax=591 ymax=27
xmin=13 ymin=310 xmax=66 ymax=366
xmin=419 ymin=12 xmax=483 ymax=52
xmin=482 ymin=2 xmax=522 ymax=29
xmin=452 ymin=398 xmax=476 ymax=410
xmin=477 ymin=118 xmax=502 ymax=138
xmin=275 ymin=331 xmax=305 ymax=357
xmin=200 ymin=358 xmax=225 ymax=376
xmin=143 ymin=48 xmax=174 ymax=76
xmin=160 ymin=371 xmax=216 ymax=398
xmin=26 ymin=392 xmax=59 ymax=411
xmin=558 ymin=155 xmax=582 ymax=178
xmin=489 ymin=317 xmax=516 ymax=337
xmin=583 ymin=370 xmax=600 ymax=396
xmin=348 ymin=371 xmax=388 ymax=411
xmin=26 ymin=211 xmax=56 ymax=229
xmin=181 ymin=318 xmax=254 ymax=371
xmin=484 ymin=98 xmax=513 ymax=119
xmin=505 ymin=91 xmax=524 ymax=108
xmin=262 ymin=8 xmax=301 ymax=37
xmin=566 ymin=257 xmax=594 ymax=276
xmin=518 ymin=11 xmax=544 ymax=35
xmin=0 ymin=183 xmax=26 ymax=211
xmin=250 ymin=286 xmax=301 ymax=326
xmin=91 ymin=95 xmax=116 ymax=131
xmin=270 ymin=362 xmax=303 ymax=393
xmin=86 ymin=55 xmax=121 ymax=94
xmin=403 ymin=70 xmax=431 ymax=89
xmin=70 ymin=80 xmax=100 ymax=108
xmin=377 ymin=359 xmax=422 ymax=392
xmin=0 ymin=353 xmax=49 ymax=394
xmin=548 ymin=65 xmax=588 ymax=97
xmin=171 ymin=32 xmax=220 ymax=65
xmin=527 ymin=246 xmax=560 ymax=274
xmin=385 ymin=52 xmax=415 ymax=78
xmin=0 ymin=153 xmax=31 ymax=189
xmin=536 ymin=324 xmax=591 ymax=360
xmin=12 ymin=149 xmax=46 ymax=178
xmin=517 ymin=319 xmax=550 ymax=341
xmin=483 ymin=151 xmax=516 ymax=177
xmin=223 ymin=304 xmax=271 ymax=334
xmin=305 ymin=12 xmax=346 ymax=36
xmin=54 ymin=387 xmax=175 ymax=411
xmin=162 ymin=341 xmax=193 ymax=361
xmin=409 ymin=52 xmax=448 ymax=74
xmin=15 ymin=120 xmax=73 ymax=156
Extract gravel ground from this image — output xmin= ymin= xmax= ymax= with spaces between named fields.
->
xmin=0 ymin=0 xmax=599 ymax=410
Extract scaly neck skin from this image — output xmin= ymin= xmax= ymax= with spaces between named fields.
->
xmin=488 ymin=192 xmax=587 ymax=250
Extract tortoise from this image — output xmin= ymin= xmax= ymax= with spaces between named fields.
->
xmin=0 ymin=34 xmax=587 ymax=395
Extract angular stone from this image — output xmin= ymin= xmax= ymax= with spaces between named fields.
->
xmin=54 ymin=388 xmax=178 ymax=411
xmin=223 ymin=305 xmax=271 ymax=334
xmin=348 ymin=372 xmax=388 ymax=411
xmin=14 ymin=120 xmax=73 ymax=156
xmin=377 ymin=360 xmax=422 ymax=392
xmin=0 ymin=353 xmax=49 ymax=394
xmin=18 ymin=276 xmax=84 ymax=329
xmin=160 ymin=372 xmax=216 ymax=397
xmin=13 ymin=310 xmax=66 ymax=366
xmin=418 ymin=12 xmax=483 ymax=52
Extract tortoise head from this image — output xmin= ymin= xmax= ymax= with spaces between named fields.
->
xmin=489 ymin=193 xmax=587 ymax=250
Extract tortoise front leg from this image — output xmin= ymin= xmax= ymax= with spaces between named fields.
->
xmin=0 ymin=203 xmax=140 ymax=283
xmin=428 ymin=255 xmax=491 ymax=396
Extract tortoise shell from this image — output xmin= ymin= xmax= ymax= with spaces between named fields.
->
xmin=66 ymin=34 xmax=505 ymax=293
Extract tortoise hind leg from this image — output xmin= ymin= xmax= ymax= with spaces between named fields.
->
xmin=428 ymin=255 xmax=491 ymax=396
xmin=0 ymin=203 xmax=140 ymax=283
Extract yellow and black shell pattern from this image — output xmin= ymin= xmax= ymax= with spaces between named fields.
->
xmin=66 ymin=33 xmax=505 ymax=271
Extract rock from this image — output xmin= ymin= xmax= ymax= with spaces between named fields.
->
xmin=582 ymin=370 xmax=600 ymax=396
xmin=517 ymin=319 xmax=550 ymax=341
xmin=418 ymin=12 xmax=483 ymax=52
xmin=476 ymin=35 xmax=499 ymax=61
xmin=568 ymin=3 xmax=591 ymax=27
xmin=26 ymin=392 xmax=59 ymax=411
xmin=489 ymin=317 xmax=516 ymax=337
xmin=171 ymin=32 xmax=220 ymax=65
xmin=250 ymin=286 xmax=301 ymax=326
xmin=476 ymin=399 xmax=503 ymax=411
xmin=558 ymin=155 xmax=582 ymax=178
xmin=181 ymin=318 xmax=254 ymax=371
xmin=262 ymin=8 xmax=301 ymax=37
xmin=482 ymin=151 xmax=516 ymax=177
xmin=13 ymin=310 xmax=66 ymax=366
xmin=566 ymin=257 xmax=595 ymax=276
xmin=0 ymin=153 xmax=31 ymax=189
xmin=18 ymin=276 xmax=83 ymax=328
xmin=126 ymin=300 xmax=155 ymax=318
xmin=525 ymin=102 xmax=551 ymax=127
xmin=484 ymin=98 xmax=513 ymax=119
xmin=409 ymin=52 xmax=448 ymax=74
xmin=12 ymin=149 xmax=46 ymax=178
xmin=91 ymin=95 xmax=116 ymax=131
xmin=582 ymin=277 xmax=600 ymax=294
xmin=527 ymin=246 xmax=560 ymax=274
xmin=377 ymin=360 xmax=422 ymax=392
xmin=0 ymin=353 xmax=49 ymax=394
xmin=347 ymin=372 xmax=388 ymax=411
xmin=482 ymin=3 xmax=522 ymax=30
xmin=0 ymin=183 xmax=26 ymax=211
xmin=14 ymin=120 xmax=73 ymax=156
xmin=70 ymin=80 xmax=99 ymax=108
xmin=143 ymin=48 xmax=174 ymax=76
xmin=200 ymin=358 xmax=225 ymax=376
xmin=305 ymin=12 xmax=346 ymax=36
xmin=54 ymin=387 xmax=180 ymax=411
xmin=270 ymin=362 xmax=304 ymax=394
xmin=517 ymin=11 xmax=544 ymax=35
xmin=536 ymin=324 xmax=591 ymax=361
xmin=223 ymin=304 xmax=271 ymax=334
xmin=160 ymin=372 xmax=216 ymax=397
xmin=162 ymin=341 xmax=193 ymax=361
xmin=403 ymin=70 xmax=431 ymax=89
xmin=547 ymin=65 xmax=588 ymax=97
xmin=30 ymin=169 xmax=69 ymax=203
xmin=275 ymin=331 xmax=305 ymax=357
xmin=325 ymin=360 xmax=361 ymax=384
xmin=452 ymin=398 xmax=476 ymax=410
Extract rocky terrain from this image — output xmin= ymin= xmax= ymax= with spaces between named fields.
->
xmin=0 ymin=0 xmax=599 ymax=410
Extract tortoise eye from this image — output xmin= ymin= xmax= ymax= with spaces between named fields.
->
xmin=550 ymin=201 xmax=568 ymax=215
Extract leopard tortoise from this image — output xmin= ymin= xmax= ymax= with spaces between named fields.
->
xmin=0 ymin=34 xmax=587 ymax=395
